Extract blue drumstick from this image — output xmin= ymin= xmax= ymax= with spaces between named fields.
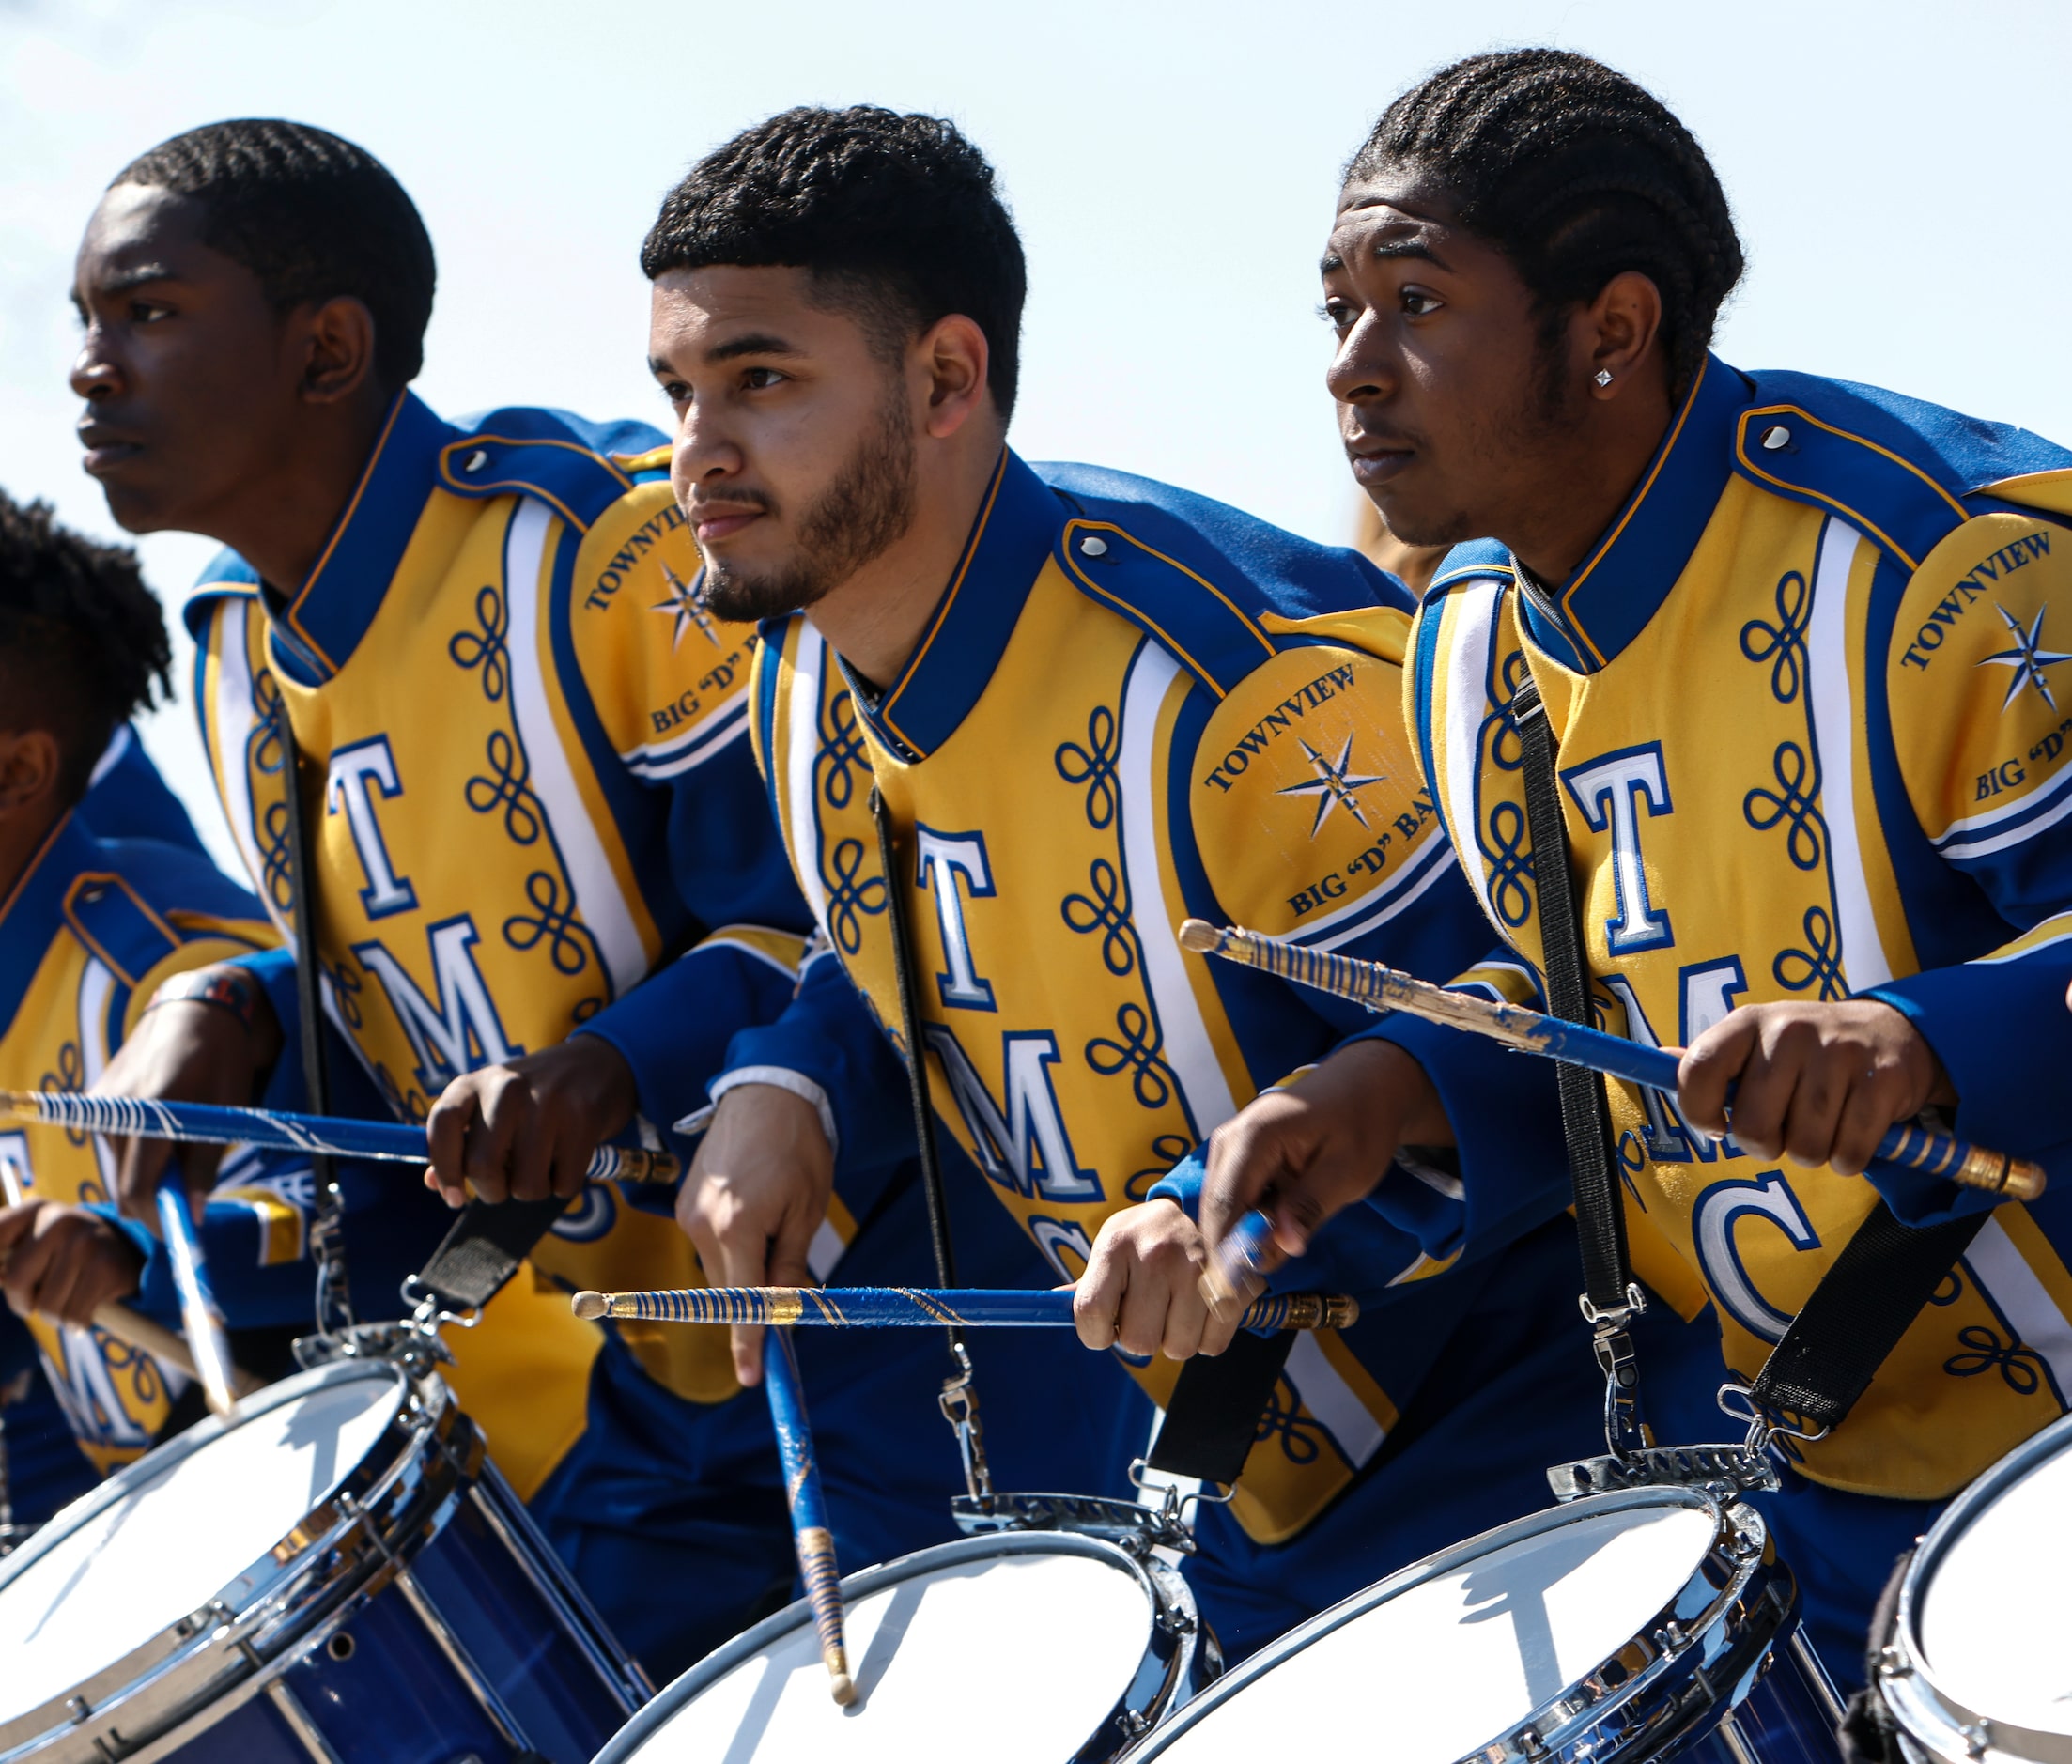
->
xmin=0 ymin=1089 xmax=677 ymax=1186
xmin=1177 ymin=920 xmax=2046 ymax=1203
xmin=764 ymin=1329 xmax=855 ymax=1706
xmin=573 ymin=1285 xmax=1358 ymax=1329
xmin=155 ymin=1174 xmax=240 ymax=1416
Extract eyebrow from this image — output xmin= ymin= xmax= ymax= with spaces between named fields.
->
xmin=95 ymin=263 xmax=181 ymax=296
xmin=1370 ymin=239 xmax=1453 ymax=271
xmin=706 ymin=333 xmax=805 ymax=364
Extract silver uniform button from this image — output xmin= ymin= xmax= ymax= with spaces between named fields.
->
xmin=1079 ymin=534 xmax=1108 ymax=556
xmin=1760 ymin=425 xmax=1791 ymax=451
xmin=465 ymin=449 xmax=488 ymax=472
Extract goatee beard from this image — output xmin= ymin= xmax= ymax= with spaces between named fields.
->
xmin=702 ymin=392 xmax=918 ymax=625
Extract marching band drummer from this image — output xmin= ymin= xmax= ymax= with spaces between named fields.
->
xmin=66 ymin=120 xmax=1139 ymax=1678
xmin=1205 ymin=50 xmax=2072 ymax=1683
xmin=654 ymin=105 xmax=1609 ymax=1661
xmin=0 ymin=489 xmax=286 ymax=1488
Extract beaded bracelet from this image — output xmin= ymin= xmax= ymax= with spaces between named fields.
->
xmin=143 ymin=967 xmax=259 ymax=1032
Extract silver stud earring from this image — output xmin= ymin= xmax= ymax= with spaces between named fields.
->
xmin=1594 ymin=369 xmax=1614 ymax=387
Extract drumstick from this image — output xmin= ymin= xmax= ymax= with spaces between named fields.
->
xmin=154 ymin=1176 xmax=239 ymax=1416
xmin=0 ymin=1090 xmax=678 ymax=1186
xmin=764 ymin=1328 xmax=855 ymax=1706
xmin=1177 ymin=920 xmax=2047 ymax=1204
xmin=571 ymin=1284 xmax=1360 ymax=1329
xmin=0 ymin=1159 xmax=261 ymax=1399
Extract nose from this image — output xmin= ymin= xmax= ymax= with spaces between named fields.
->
xmin=70 ymin=334 xmax=121 ymax=404
xmin=1325 ymin=309 xmax=1395 ymax=409
xmin=669 ymin=403 xmax=744 ymax=502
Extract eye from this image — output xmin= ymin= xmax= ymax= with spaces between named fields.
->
xmin=657 ymin=378 xmax=690 ymax=406
xmin=741 ymin=366 xmax=787 ymax=391
xmin=130 ymin=300 xmax=173 ymax=324
xmin=1400 ymin=288 xmax=1444 ymax=317
xmin=1319 ymin=298 xmax=1358 ymax=333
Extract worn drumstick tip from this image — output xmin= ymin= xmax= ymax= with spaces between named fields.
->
xmin=1178 ymin=919 xmax=1221 ymax=954
xmin=571 ymin=1290 xmax=608 ymax=1321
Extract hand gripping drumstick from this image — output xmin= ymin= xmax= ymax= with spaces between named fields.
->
xmin=1176 ymin=920 xmax=2047 ymax=1204
xmin=0 ymin=1090 xmax=678 ymax=1186
xmin=571 ymin=1284 xmax=1360 ymax=1330
xmin=0 ymin=1159 xmax=261 ymax=1403
xmin=763 ymin=1329 xmax=855 ymax=1706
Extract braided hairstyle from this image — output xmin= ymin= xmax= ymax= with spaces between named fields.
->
xmin=117 ymin=120 xmax=436 ymax=388
xmin=0 ymin=492 xmax=170 ymax=801
xmin=643 ymin=106 xmax=1026 ymax=419
xmin=1348 ymin=51 xmax=1742 ymax=396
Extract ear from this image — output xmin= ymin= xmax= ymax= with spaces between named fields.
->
xmin=1583 ymin=270 xmax=1666 ymax=403
xmin=916 ymin=314 xmax=993 ymax=441
xmin=296 ymin=294 xmax=381 ymax=408
xmin=0 ymin=728 xmax=65 ymax=824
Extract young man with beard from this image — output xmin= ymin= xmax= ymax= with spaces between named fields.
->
xmin=68 ymin=118 xmax=1133 ymax=1677
xmin=1201 ymin=48 xmax=2072 ymax=1686
xmin=656 ymin=104 xmax=1609 ymax=1660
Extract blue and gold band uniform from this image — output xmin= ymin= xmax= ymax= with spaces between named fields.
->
xmin=1396 ymin=353 xmax=2072 ymax=1679
xmin=180 ymin=392 xmax=1138 ymax=1677
xmin=0 ymin=734 xmax=214 ymax=1526
xmin=717 ymin=448 xmax=1609 ymax=1657
xmin=0 ymin=810 xmax=272 ymax=1477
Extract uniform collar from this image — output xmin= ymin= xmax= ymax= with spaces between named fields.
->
xmin=853 ymin=448 xmax=1063 ymax=761
xmin=0 ymin=813 xmax=87 ymax=1034
xmin=268 ymin=389 xmax=456 ymax=683
xmin=1520 ymin=353 xmax=1755 ymax=671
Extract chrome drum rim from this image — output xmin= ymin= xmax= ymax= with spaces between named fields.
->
xmin=0 ymin=1358 xmax=475 ymax=1763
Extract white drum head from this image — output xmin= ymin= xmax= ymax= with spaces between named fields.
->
xmin=1918 ymin=1430 xmax=2072 ymax=1736
xmin=1144 ymin=1499 xmax=1718 ymax=1764
xmin=0 ymin=1364 xmax=406 ymax=1725
xmin=623 ymin=1542 xmax=1155 ymax=1761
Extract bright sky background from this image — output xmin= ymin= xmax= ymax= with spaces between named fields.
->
xmin=3 ymin=0 xmax=2067 ymax=875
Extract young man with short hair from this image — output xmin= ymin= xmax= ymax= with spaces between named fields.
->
xmin=1205 ymin=48 xmax=2072 ymax=1679
xmin=69 ymin=119 xmax=1133 ymax=1675
xmin=657 ymin=105 xmax=1606 ymax=1657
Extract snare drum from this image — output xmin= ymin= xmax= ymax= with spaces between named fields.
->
xmin=594 ymin=1524 xmax=1215 ymax=1764
xmin=0 ymin=1356 xmax=648 ymax=1763
xmin=1876 ymin=1409 xmax=2072 ymax=1764
xmin=1120 ymin=1485 xmax=1843 ymax=1764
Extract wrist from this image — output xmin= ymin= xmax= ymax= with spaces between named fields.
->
xmin=1323 ymin=1038 xmax=1451 ymax=1147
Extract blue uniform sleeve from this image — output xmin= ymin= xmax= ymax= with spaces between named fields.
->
xmin=76 ymin=724 xmax=209 ymax=856
xmin=704 ymin=939 xmax=919 ymax=1224
xmin=579 ymin=924 xmax=812 ymax=1178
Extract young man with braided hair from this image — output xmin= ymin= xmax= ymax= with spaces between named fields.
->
xmin=1192 ymin=48 xmax=2072 ymax=1680
xmin=0 ymin=489 xmax=286 ymax=1512
xmin=656 ymin=103 xmax=1614 ymax=1659
xmin=65 ymin=118 xmax=1134 ymax=1675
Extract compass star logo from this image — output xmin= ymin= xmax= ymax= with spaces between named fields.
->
xmin=650 ymin=561 xmax=720 ymax=650
xmin=1976 ymin=603 xmax=2072 ymax=712
xmin=1276 ymin=734 xmax=1386 ymax=837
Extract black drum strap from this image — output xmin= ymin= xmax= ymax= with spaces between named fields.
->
xmin=870 ymin=785 xmax=992 ymax=1501
xmin=1511 ymin=676 xmax=1647 ymax=1452
xmin=271 ymin=695 xmax=354 ymax=1331
xmin=1145 ymin=1328 xmax=1295 ymax=1488
xmin=1510 ymin=662 xmax=1987 ymax=1440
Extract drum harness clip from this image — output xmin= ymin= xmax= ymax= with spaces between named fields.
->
xmin=1511 ymin=667 xmax=1985 ymax=1503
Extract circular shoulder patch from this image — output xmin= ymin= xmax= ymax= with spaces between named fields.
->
xmin=1887 ymin=512 xmax=2072 ymax=843
xmin=1189 ymin=644 xmax=1436 ymax=937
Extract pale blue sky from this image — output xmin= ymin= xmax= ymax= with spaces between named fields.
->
xmin=3 ymin=0 xmax=2066 ymax=872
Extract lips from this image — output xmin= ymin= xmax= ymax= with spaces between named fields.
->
xmin=77 ymin=425 xmax=143 ymax=476
xmin=689 ymin=507 xmax=765 ymax=545
xmin=1347 ymin=439 xmax=1415 ymax=487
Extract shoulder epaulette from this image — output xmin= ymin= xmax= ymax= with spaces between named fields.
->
xmin=1730 ymin=371 xmax=2072 ymax=573
xmin=1037 ymin=461 xmax=1399 ymax=699
xmin=61 ymin=872 xmax=182 ymax=991
xmin=437 ymin=408 xmax=666 ymax=534
xmin=181 ymin=549 xmax=261 ymax=639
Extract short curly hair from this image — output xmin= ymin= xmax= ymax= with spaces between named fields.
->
xmin=642 ymin=106 xmax=1026 ymax=420
xmin=1348 ymin=51 xmax=1742 ymax=397
xmin=116 ymin=119 xmax=436 ymax=389
xmin=0 ymin=491 xmax=170 ymax=802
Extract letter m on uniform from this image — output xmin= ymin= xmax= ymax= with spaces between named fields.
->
xmin=353 ymin=916 xmax=523 ymax=1097
xmin=924 ymin=1026 xmax=1103 ymax=1203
